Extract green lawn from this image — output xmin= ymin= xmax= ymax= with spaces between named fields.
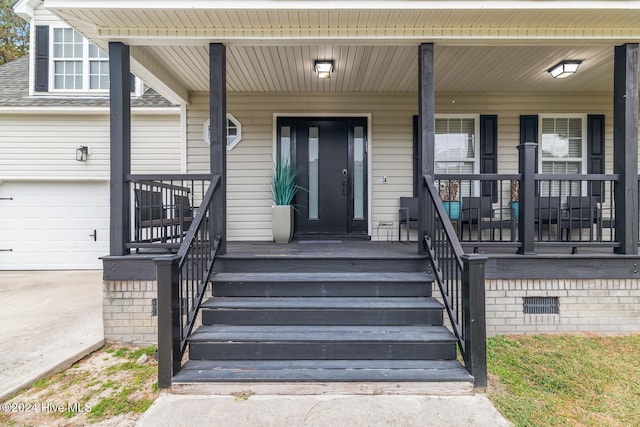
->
xmin=486 ymin=334 xmax=640 ymax=427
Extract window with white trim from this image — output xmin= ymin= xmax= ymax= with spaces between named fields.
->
xmin=50 ymin=27 xmax=140 ymax=94
xmin=435 ymin=116 xmax=479 ymax=196
xmin=539 ymin=115 xmax=587 ymax=196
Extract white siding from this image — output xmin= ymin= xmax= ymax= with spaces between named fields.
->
xmin=0 ymin=112 xmax=182 ymax=179
xmin=187 ymin=91 xmax=617 ymax=242
xmin=33 ymin=8 xmax=64 ymax=27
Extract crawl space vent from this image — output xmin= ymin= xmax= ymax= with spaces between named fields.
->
xmin=523 ymin=297 xmax=559 ymax=314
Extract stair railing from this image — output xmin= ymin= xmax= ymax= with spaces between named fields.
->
xmin=422 ymin=174 xmax=488 ymax=387
xmin=155 ymin=174 xmax=221 ymax=388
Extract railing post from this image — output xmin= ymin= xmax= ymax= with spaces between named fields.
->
xmin=613 ymin=43 xmax=639 ymax=254
xmin=210 ymin=43 xmax=227 ymax=255
xmin=155 ymin=255 xmax=180 ymax=389
xmin=109 ymin=42 xmax=131 ymax=256
xmin=462 ymin=254 xmax=488 ymax=388
xmin=517 ymin=143 xmax=537 ymax=255
xmin=418 ymin=43 xmax=435 ymax=254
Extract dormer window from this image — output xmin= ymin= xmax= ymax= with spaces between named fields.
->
xmin=33 ymin=25 xmax=141 ymax=95
xmin=52 ymin=27 xmax=109 ymax=91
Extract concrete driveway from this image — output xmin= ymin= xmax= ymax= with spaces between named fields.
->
xmin=0 ymin=270 xmax=104 ymax=401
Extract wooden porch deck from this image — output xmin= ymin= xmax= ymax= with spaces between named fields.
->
xmin=223 ymin=240 xmax=424 ymax=259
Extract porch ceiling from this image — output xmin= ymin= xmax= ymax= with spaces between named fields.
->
xmin=46 ymin=2 xmax=640 ymax=100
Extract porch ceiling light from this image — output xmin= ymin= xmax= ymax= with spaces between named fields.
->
xmin=547 ymin=60 xmax=582 ymax=79
xmin=314 ymin=60 xmax=334 ymax=79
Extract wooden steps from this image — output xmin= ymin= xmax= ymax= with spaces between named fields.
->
xmin=201 ymin=296 xmax=443 ymax=325
xmin=210 ymin=272 xmax=433 ymax=297
xmin=172 ymin=256 xmax=473 ymax=394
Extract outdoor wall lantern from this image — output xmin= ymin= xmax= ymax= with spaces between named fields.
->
xmin=547 ymin=60 xmax=582 ymax=78
xmin=76 ymin=145 xmax=89 ymax=162
xmin=314 ymin=60 xmax=334 ymax=79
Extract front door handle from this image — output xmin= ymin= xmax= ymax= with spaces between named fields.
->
xmin=89 ymin=230 xmax=97 ymax=241
xmin=342 ymin=169 xmax=348 ymax=196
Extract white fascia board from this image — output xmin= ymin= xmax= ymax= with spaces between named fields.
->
xmin=44 ymin=1 xmax=640 ymax=11
xmin=0 ymin=106 xmax=180 ymax=115
xmin=13 ymin=0 xmax=41 ymax=21
xmin=129 ymin=46 xmax=189 ymax=106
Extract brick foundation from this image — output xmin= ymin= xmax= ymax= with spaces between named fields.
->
xmin=102 ymin=278 xmax=640 ymax=344
xmin=103 ymin=280 xmax=158 ymax=344
xmin=485 ymin=279 xmax=640 ymax=335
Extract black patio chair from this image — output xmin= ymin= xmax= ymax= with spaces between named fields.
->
xmin=560 ymin=196 xmax=602 ymax=241
xmin=398 ymin=196 xmax=419 ymax=242
xmin=460 ymin=196 xmax=516 ymax=242
xmin=535 ymin=196 xmax=562 ymax=240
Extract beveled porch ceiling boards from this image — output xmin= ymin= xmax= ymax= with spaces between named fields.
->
xmin=140 ymin=44 xmax=613 ymax=93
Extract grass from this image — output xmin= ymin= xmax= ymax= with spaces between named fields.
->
xmin=487 ymin=334 xmax=640 ymax=427
xmin=0 ymin=344 xmax=159 ymax=426
xmin=2 ymin=336 xmax=639 ymax=426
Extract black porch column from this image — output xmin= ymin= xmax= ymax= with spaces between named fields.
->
xmin=614 ymin=43 xmax=639 ymax=255
xmin=210 ymin=43 xmax=227 ymax=255
xmin=418 ymin=43 xmax=435 ymax=255
xmin=517 ymin=143 xmax=537 ymax=255
xmin=109 ymin=42 xmax=131 ymax=256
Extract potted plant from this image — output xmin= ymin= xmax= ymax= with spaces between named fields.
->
xmin=270 ymin=161 xmax=302 ymax=243
xmin=439 ymin=180 xmax=461 ymax=220
xmin=510 ymin=179 xmax=519 ymax=219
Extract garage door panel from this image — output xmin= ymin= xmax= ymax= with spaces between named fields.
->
xmin=0 ymin=182 xmax=109 ymax=270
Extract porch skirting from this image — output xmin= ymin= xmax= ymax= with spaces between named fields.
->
xmin=101 ymin=278 xmax=640 ymax=344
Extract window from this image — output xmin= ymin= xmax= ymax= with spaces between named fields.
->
xmin=52 ymin=27 xmax=109 ymax=91
xmin=435 ymin=116 xmax=479 ymax=196
xmin=539 ymin=115 xmax=586 ymax=196
xmin=203 ymin=114 xmax=242 ymax=150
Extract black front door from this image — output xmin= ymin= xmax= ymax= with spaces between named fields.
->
xmin=277 ymin=117 xmax=368 ymax=237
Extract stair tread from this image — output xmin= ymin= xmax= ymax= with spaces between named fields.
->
xmin=173 ymin=360 xmax=473 ymax=383
xmin=201 ymin=296 xmax=443 ymax=310
xmin=212 ymin=272 xmax=431 ymax=283
xmin=189 ymin=325 xmax=456 ymax=343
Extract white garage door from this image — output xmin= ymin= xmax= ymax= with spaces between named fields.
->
xmin=0 ymin=181 xmax=109 ymax=270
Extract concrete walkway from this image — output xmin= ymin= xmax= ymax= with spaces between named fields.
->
xmin=138 ymin=393 xmax=511 ymax=427
xmin=0 ymin=270 xmax=104 ymax=401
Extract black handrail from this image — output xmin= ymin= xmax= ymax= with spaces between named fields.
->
xmin=423 ymin=174 xmax=487 ymax=387
xmin=155 ymin=174 xmax=221 ymax=388
xmin=423 ymin=175 xmax=465 ymax=344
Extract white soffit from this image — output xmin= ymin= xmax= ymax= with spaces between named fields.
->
xmin=43 ymin=1 xmax=637 ymax=94
xmin=47 ymin=2 xmax=640 ymax=44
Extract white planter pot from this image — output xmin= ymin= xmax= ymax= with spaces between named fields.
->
xmin=272 ymin=205 xmax=294 ymax=243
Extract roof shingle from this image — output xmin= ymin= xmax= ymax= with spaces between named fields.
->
xmin=0 ymin=55 xmax=176 ymax=108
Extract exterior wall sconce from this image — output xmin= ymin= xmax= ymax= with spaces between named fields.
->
xmin=314 ymin=60 xmax=334 ymax=79
xmin=76 ymin=146 xmax=89 ymax=162
xmin=547 ymin=60 xmax=582 ymax=78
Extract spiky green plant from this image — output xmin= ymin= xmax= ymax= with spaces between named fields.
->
xmin=270 ymin=161 xmax=302 ymax=205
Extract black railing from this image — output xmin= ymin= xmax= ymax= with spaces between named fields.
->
xmin=126 ymin=174 xmax=211 ymax=252
xmin=423 ymin=175 xmax=487 ymax=387
xmin=434 ymin=173 xmax=620 ymax=252
xmin=155 ymin=174 xmax=221 ymax=388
